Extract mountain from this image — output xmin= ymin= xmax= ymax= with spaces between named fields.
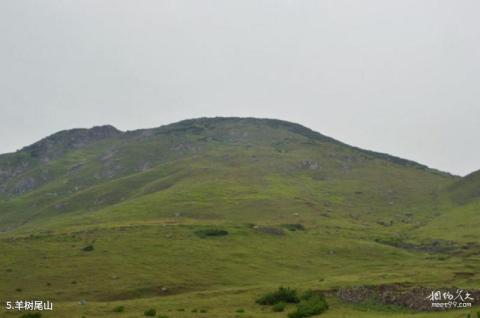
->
xmin=0 ymin=117 xmax=454 ymax=232
xmin=0 ymin=118 xmax=478 ymax=318
xmin=448 ymin=169 xmax=480 ymax=203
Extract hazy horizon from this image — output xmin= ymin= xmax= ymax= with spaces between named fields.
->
xmin=1 ymin=0 xmax=479 ymax=176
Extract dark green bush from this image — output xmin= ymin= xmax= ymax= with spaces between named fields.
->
xmin=272 ymin=302 xmax=286 ymax=312
xmin=144 ymin=308 xmax=156 ymax=316
xmin=300 ymin=289 xmax=314 ymax=300
xmin=194 ymin=229 xmax=229 ymax=238
xmin=199 ymin=309 xmax=208 ymax=313
xmin=82 ymin=244 xmax=94 ymax=252
xmin=236 ymin=308 xmax=245 ymax=313
xmin=21 ymin=314 xmax=42 ymax=318
xmin=282 ymin=224 xmax=305 ymax=231
xmin=113 ymin=305 xmax=125 ymax=312
xmin=288 ymin=294 xmax=328 ymax=318
xmin=256 ymin=287 xmax=300 ymax=305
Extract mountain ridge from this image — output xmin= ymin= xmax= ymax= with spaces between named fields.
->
xmin=3 ymin=117 xmax=454 ymax=175
xmin=0 ymin=117 xmax=459 ymax=234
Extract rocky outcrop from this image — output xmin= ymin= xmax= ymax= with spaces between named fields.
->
xmin=337 ymin=284 xmax=480 ymax=311
xmin=22 ymin=125 xmax=122 ymax=162
xmin=0 ymin=125 xmax=122 ymax=196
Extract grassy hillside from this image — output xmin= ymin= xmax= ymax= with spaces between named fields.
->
xmin=0 ymin=118 xmax=478 ymax=318
xmin=0 ymin=117 xmax=454 ymax=231
xmin=413 ymin=170 xmax=480 ymax=242
xmin=447 ymin=169 xmax=480 ymax=204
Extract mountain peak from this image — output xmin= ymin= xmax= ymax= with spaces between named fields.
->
xmin=21 ymin=125 xmax=122 ymax=161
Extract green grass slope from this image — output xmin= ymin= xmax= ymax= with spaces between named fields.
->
xmin=0 ymin=117 xmax=478 ymax=318
xmin=413 ymin=169 xmax=480 ymax=242
xmin=0 ymin=117 xmax=455 ymax=232
xmin=447 ymin=169 xmax=480 ymax=204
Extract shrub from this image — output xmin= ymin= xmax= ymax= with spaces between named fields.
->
xmin=282 ymin=224 xmax=305 ymax=231
xmin=477 ymin=311 xmax=480 ymax=318
xmin=236 ymin=308 xmax=245 ymax=313
xmin=194 ymin=229 xmax=229 ymax=238
xmin=256 ymin=287 xmax=300 ymax=305
xmin=21 ymin=314 xmax=42 ymax=318
xmin=144 ymin=308 xmax=156 ymax=316
xmin=82 ymin=245 xmax=94 ymax=252
xmin=288 ymin=294 xmax=328 ymax=318
xmin=113 ymin=305 xmax=125 ymax=312
xmin=272 ymin=302 xmax=286 ymax=312
xmin=199 ymin=309 xmax=208 ymax=313
xmin=300 ymin=289 xmax=314 ymax=300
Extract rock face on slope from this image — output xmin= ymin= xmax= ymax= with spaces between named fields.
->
xmin=22 ymin=125 xmax=122 ymax=162
xmin=337 ymin=284 xmax=480 ymax=311
xmin=0 ymin=125 xmax=122 ymax=195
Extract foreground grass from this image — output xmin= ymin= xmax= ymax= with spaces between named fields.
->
xmin=1 ymin=223 xmax=478 ymax=317
xmin=1 ymin=224 xmax=475 ymax=301
xmin=1 ymin=289 xmax=478 ymax=318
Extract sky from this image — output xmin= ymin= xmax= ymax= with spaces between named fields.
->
xmin=0 ymin=1 xmax=479 ymax=176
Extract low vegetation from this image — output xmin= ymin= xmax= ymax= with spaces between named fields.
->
xmin=112 ymin=305 xmax=125 ymax=312
xmin=288 ymin=293 xmax=329 ymax=318
xmin=282 ymin=223 xmax=305 ymax=231
xmin=82 ymin=244 xmax=94 ymax=252
xmin=21 ymin=313 xmax=42 ymax=318
xmin=144 ymin=308 xmax=156 ymax=316
xmin=272 ymin=302 xmax=287 ymax=312
xmin=256 ymin=287 xmax=300 ymax=305
xmin=194 ymin=228 xmax=229 ymax=238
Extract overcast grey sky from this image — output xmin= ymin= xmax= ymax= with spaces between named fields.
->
xmin=1 ymin=1 xmax=479 ymax=176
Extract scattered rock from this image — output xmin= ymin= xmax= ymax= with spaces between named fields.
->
xmin=337 ymin=284 xmax=480 ymax=311
xmin=253 ymin=226 xmax=285 ymax=236
xmin=300 ymin=160 xmax=319 ymax=170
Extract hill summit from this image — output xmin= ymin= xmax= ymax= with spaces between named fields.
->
xmin=0 ymin=117 xmax=454 ymax=232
